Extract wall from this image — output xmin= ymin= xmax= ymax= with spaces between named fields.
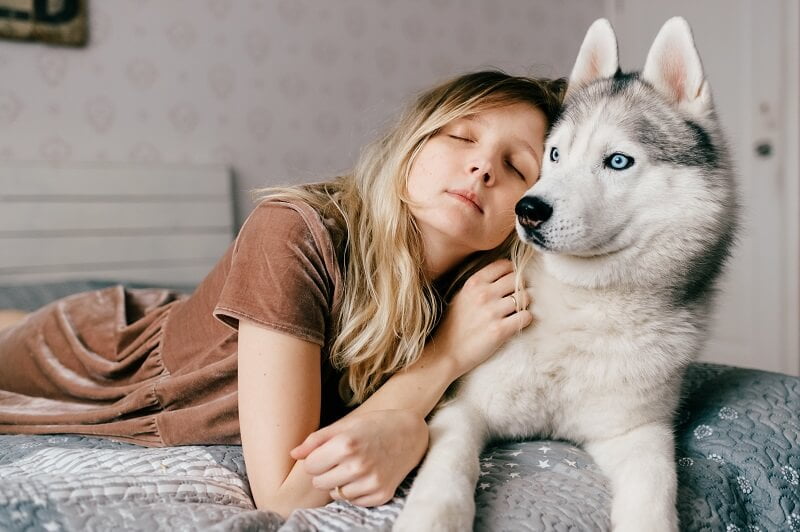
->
xmin=0 ymin=0 xmax=603 ymax=225
xmin=606 ymin=0 xmax=799 ymax=373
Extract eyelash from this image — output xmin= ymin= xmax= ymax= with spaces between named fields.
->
xmin=509 ymin=163 xmax=526 ymax=181
xmin=448 ymin=134 xmax=527 ymax=181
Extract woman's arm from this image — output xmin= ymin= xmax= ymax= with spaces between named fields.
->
xmin=287 ymin=340 xmax=458 ymax=507
xmin=238 ymin=318 xmax=330 ymax=517
xmin=240 ymin=260 xmax=532 ymax=515
xmin=293 ymin=259 xmax=533 ymax=505
xmin=352 ymin=337 xmax=460 ymax=416
xmin=238 ymin=317 xmax=454 ymax=516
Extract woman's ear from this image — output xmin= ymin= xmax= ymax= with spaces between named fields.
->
xmin=566 ymin=18 xmax=619 ymax=100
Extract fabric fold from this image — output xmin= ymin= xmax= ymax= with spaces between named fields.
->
xmin=0 ymin=198 xmax=350 ymax=446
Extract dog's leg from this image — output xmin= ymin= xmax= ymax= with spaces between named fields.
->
xmin=584 ymin=422 xmax=678 ymax=532
xmin=393 ymin=399 xmax=487 ymax=532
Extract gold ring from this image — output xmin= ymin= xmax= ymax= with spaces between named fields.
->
xmin=509 ymin=294 xmax=518 ymax=309
xmin=334 ymin=485 xmax=348 ymax=501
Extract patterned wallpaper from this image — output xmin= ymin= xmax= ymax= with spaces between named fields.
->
xmin=0 ymin=0 xmax=603 ymax=225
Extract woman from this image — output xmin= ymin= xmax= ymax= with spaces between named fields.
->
xmin=0 ymin=70 xmax=564 ymax=518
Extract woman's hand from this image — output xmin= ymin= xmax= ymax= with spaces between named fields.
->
xmin=434 ymin=259 xmax=533 ymax=378
xmin=290 ymin=409 xmax=428 ymax=507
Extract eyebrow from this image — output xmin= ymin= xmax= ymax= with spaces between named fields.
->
xmin=463 ymin=115 xmax=541 ymax=160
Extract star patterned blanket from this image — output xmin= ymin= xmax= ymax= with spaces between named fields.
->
xmin=1 ymin=282 xmax=798 ymax=531
xmin=1 ymin=363 xmax=798 ymax=531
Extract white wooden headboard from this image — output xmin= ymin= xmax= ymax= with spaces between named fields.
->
xmin=0 ymin=162 xmax=235 ymax=285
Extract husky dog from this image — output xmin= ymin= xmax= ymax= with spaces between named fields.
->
xmin=394 ymin=17 xmax=738 ymax=532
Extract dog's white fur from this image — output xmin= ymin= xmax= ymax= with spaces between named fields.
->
xmin=394 ymin=18 xmax=737 ymax=532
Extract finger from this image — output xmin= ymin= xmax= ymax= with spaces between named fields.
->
xmin=520 ymin=287 xmax=534 ymax=308
xmin=497 ymin=287 xmax=535 ymax=316
xmin=290 ymin=426 xmax=335 ymax=460
xmin=312 ymin=461 xmax=364 ymax=492
xmin=500 ymin=294 xmax=523 ymax=316
xmin=328 ymin=475 xmax=389 ymax=506
xmin=302 ymin=434 xmax=356 ymax=476
xmin=490 ymin=270 xmax=518 ymax=297
xmin=329 ymin=485 xmax=347 ymax=502
xmin=472 ymin=259 xmax=514 ymax=284
xmin=500 ymin=308 xmax=534 ymax=334
xmin=328 ymin=478 xmax=362 ymax=503
xmin=348 ymin=490 xmax=395 ymax=508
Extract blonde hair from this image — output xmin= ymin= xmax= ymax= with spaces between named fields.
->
xmin=254 ymin=70 xmax=565 ymax=404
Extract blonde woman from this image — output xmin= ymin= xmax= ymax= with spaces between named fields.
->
xmin=0 ymin=70 xmax=564 ymax=517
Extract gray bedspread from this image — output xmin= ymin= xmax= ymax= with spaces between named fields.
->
xmin=1 ymin=282 xmax=798 ymax=530
xmin=1 ymin=363 xmax=798 ymax=531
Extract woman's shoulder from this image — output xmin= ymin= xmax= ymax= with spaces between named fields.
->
xmin=248 ymin=196 xmax=346 ymax=263
xmin=238 ymin=197 xmax=326 ymax=246
xmin=248 ymin=196 xmax=323 ymax=228
xmin=241 ymin=196 xmax=344 ymax=282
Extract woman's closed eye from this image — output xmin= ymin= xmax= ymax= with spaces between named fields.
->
xmin=445 ymin=129 xmax=530 ymax=181
xmin=448 ymin=134 xmax=474 ymax=142
xmin=506 ymin=160 xmax=526 ymax=181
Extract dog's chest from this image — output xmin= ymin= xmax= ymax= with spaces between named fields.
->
xmin=457 ymin=266 xmax=678 ymax=441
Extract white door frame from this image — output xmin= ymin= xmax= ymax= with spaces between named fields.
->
xmin=782 ymin=0 xmax=799 ymax=375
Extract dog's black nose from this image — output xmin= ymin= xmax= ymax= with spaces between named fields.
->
xmin=515 ymin=196 xmax=553 ymax=228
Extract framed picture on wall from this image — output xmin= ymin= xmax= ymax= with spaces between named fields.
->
xmin=0 ymin=0 xmax=87 ymax=46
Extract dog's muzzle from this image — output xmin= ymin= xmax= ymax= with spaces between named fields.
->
xmin=515 ymin=196 xmax=553 ymax=229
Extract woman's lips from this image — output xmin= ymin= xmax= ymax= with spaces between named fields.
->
xmin=447 ymin=190 xmax=483 ymax=213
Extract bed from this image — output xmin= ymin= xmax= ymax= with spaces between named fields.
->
xmin=1 ymin=163 xmax=798 ymax=531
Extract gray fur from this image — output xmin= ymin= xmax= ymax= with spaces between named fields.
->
xmin=555 ymin=70 xmax=739 ymax=309
xmin=560 ymin=73 xmax=725 ymax=172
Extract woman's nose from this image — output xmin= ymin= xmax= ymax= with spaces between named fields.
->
xmin=469 ymin=157 xmax=495 ymax=185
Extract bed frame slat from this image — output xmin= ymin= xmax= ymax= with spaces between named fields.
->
xmin=0 ymin=201 xmax=232 ymax=234
xmin=0 ymin=163 xmax=235 ymax=285
xmin=0 ymin=164 xmax=229 ymax=197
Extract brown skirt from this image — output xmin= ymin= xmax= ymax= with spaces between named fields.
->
xmin=0 ymin=286 xmax=240 ymax=447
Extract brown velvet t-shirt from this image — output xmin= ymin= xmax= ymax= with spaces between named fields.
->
xmin=0 ymin=199 xmax=350 ymax=446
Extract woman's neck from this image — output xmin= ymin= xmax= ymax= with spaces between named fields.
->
xmin=419 ymin=227 xmax=473 ymax=281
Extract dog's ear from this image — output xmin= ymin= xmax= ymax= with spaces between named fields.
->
xmin=642 ymin=17 xmax=712 ymax=114
xmin=566 ymin=18 xmax=619 ymax=100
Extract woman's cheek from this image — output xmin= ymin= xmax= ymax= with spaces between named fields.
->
xmin=489 ymin=213 xmax=517 ymax=247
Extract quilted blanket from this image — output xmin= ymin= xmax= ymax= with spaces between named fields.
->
xmin=1 ymin=363 xmax=798 ymax=531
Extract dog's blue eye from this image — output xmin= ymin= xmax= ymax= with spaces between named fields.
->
xmin=549 ymin=147 xmax=559 ymax=162
xmin=605 ymin=152 xmax=634 ymax=170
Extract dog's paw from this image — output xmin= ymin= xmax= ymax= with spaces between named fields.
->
xmin=393 ymin=497 xmax=474 ymax=532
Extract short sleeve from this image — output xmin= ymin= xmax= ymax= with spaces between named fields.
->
xmin=213 ymin=201 xmax=334 ymax=346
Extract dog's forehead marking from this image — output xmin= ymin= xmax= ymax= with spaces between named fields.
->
xmin=571 ymin=105 xmax=609 ymax=157
xmin=553 ymin=96 xmax=610 ymax=153
xmin=560 ymin=73 xmax=719 ymax=170
xmin=557 ymin=89 xmax=634 ymax=159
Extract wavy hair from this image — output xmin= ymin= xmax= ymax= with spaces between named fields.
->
xmin=254 ymin=70 xmax=565 ymax=404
